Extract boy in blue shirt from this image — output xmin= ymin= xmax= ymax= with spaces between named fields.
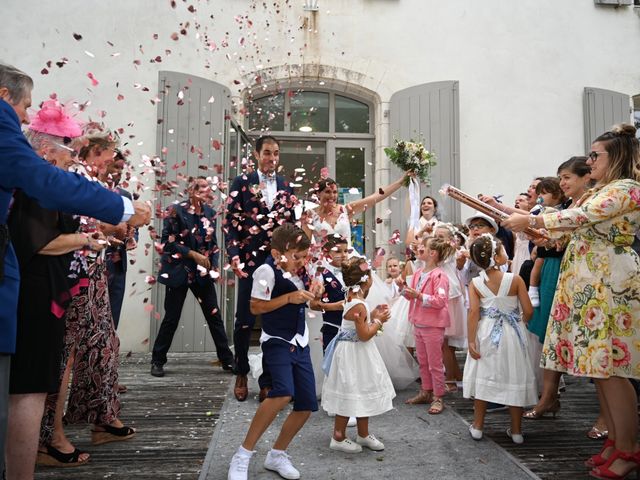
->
xmin=228 ymin=224 xmax=322 ymax=480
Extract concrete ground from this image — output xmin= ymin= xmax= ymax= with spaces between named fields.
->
xmin=201 ymin=376 xmax=539 ymax=480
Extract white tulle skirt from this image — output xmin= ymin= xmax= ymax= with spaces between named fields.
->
xmin=365 ymin=273 xmax=420 ymax=390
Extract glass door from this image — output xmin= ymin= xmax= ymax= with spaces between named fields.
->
xmin=278 ymin=140 xmax=326 ymax=195
xmin=327 ymin=140 xmax=373 ymax=257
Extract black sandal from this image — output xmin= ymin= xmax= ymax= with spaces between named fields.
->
xmin=91 ymin=424 xmax=136 ymax=445
xmin=36 ymin=445 xmax=90 ymax=467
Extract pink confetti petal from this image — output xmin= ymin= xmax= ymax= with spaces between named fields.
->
xmin=87 ymin=72 xmax=99 ymax=86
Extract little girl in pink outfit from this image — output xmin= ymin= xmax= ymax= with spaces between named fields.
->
xmin=403 ymin=237 xmax=456 ymax=414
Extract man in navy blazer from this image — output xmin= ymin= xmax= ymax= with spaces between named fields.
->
xmin=151 ymin=177 xmax=234 ymax=377
xmin=0 ymin=63 xmax=151 ymax=476
xmin=224 ymin=135 xmax=297 ymax=401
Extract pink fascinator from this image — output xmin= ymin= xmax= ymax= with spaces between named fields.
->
xmin=29 ymin=99 xmax=83 ymax=138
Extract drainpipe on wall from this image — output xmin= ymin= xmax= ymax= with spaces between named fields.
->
xmin=375 ymin=101 xmax=392 ymax=276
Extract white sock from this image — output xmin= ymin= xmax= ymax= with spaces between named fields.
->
xmin=237 ymin=446 xmax=254 ymax=457
xmin=270 ymin=448 xmax=285 ymax=454
xmin=529 ymin=286 xmax=539 ymax=294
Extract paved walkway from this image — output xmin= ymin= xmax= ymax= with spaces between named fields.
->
xmin=201 ymin=376 xmax=539 ymax=480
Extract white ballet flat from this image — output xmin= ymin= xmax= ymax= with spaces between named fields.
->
xmin=506 ymin=428 xmax=524 ymax=444
xmin=469 ymin=424 xmax=483 ymax=441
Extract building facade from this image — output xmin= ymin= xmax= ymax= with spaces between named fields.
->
xmin=2 ymin=0 xmax=639 ymax=351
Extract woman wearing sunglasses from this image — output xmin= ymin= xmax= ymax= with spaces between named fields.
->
xmin=503 ymin=124 xmax=640 ymax=480
xmin=5 ymin=100 xmax=97 ymax=476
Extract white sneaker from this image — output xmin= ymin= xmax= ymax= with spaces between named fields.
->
xmin=264 ymin=450 xmax=300 ymax=480
xmin=528 ymin=286 xmax=540 ymax=308
xmin=507 ymin=428 xmax=524 ymax=444
xmin=329 ymin=437 xmax=363 ymax=453
xmin=356 ymin=434 xmax=385 ymax=451
xmin=469 ymin=424 xmax=483 ymax=440
xmin=228 ymin=451 xmax=252 ymax=480
xmin=347 ymin=416 xmax=357 ymax=427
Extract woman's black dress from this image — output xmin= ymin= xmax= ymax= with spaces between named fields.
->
xmin=8 ymin=190 xmax=80 ymax=393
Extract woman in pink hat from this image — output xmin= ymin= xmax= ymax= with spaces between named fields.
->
xmin=5 ymin=99 xmax=99 ymax=475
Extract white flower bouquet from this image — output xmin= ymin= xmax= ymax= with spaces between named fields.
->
xmin=384 ymin=138 xmax=437 ymax=187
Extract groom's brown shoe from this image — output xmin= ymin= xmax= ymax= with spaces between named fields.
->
xmin=234 ymin=375 xmax=248 ymax=402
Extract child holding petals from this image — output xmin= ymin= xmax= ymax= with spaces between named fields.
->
xmin=403 ymin=237 xmax=455 ymax=414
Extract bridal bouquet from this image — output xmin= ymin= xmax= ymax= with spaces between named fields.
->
xmin=384 ymin=138 xmax=437 ymax=187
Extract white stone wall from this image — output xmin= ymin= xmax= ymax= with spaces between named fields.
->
xmin=2 ymin=0 xmax=639 ymax=351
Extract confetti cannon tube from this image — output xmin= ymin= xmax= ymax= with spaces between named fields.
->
xmin=439 ymin=184 xmax=548 ymax=240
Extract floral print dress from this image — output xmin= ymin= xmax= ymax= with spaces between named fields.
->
xmin=540 ymin=179 xmax=640 ymax=379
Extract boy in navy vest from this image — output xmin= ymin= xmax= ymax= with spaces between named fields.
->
xmin=228 ymin=224 xmax=323 ymax=480
xmin=310 ymin=235 xmax=348 ymax=353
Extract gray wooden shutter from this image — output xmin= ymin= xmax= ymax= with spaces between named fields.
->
xmin=583 ymin=87 xmax=631 ymax=152
xmin=151 ymin=71 xmax=231 ymax=353
xmin=388 ymin=81 xmax=460 ymax=256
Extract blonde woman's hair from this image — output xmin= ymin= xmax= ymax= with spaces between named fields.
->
xmin=593 ymin=123 xmax=640 ymax=184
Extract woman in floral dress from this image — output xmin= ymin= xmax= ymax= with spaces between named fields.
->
xmin=504 ymin=123 xmax=640 ymax=479
xmin=40 ymin=130 xmax=135 ymax=462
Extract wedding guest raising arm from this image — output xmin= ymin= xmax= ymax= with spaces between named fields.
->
xmin=304 ymin=171 xmax=413 ymax=249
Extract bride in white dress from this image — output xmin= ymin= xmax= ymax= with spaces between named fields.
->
xmin=303 ymin=174 xmax=420 ymax=390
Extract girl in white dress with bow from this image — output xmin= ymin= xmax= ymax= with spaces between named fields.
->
xmin=463 ymin=235 xmax=537 ymax=444
xmin=322 ymin=257 xmax=396 ymax=453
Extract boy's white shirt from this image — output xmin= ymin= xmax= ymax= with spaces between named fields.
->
xmin=321 ymin=258 xmax=345 ymax=288
xmin=251 ymin=263 xmax=309 ymax=347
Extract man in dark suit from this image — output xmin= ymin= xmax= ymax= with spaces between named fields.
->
xmin=224 ymin=135 xmax=297 ymax=401
xmin=151 ymin=177 xmax=234 ymax=377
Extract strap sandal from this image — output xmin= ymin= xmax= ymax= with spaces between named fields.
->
xmin=91 ymin=424 xmax=136 ymax=445
xmin=590 ymin=448 xmax=640 ymax=480
xmin=405 ymin=390 xmax=433 ymax=405
xmin=36 ymin=445 xmax=90 ymax=467
xmin=445 ymin=382 xmax=459 ymax=394
xmin=587 ymin=424 xmax=609 ymax=440
xmin=428 ymin=398 xmax=444 ymax=415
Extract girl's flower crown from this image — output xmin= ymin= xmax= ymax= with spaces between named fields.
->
xmin=477 ymin=233 xmax=499 ymax=282
xmin=341 ymin=258 xmax=372 ymax=293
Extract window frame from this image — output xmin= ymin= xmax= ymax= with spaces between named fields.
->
xmin=246 ymin=88 xmax=375 ymax=139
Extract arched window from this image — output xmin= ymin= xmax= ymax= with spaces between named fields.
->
xmin=248 ymin=90 xmax=370 ymax=135
xmin=247 ymin=89 xmax=374 ymax=254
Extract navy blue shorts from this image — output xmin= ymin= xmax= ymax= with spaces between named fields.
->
xmin=261 ymin=340 xmax=318 ymax=412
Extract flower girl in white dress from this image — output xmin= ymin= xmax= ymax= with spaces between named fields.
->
xmin=463 ymin=235 xmax=537 ymax=444
xmin=322 ymin=257 xmax=396 ymax=453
